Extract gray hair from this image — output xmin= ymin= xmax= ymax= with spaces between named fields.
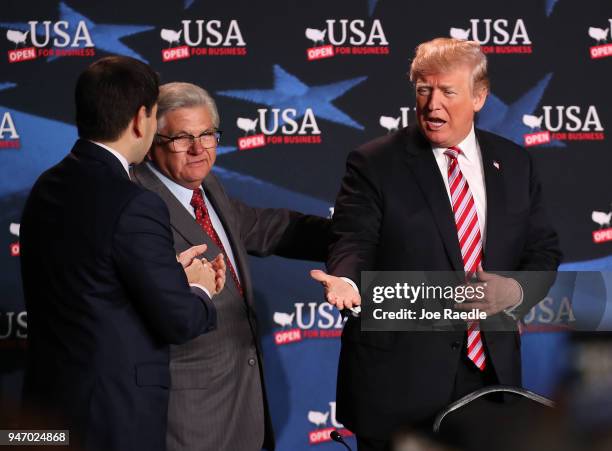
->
xmin=156 ymin=82 xmax=220 ymax=130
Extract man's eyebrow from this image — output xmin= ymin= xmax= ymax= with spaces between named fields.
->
xmin=170 ymin=129 xmax=214 ymax=136
xmin=168 ymin=130 xmax=191 ymax=136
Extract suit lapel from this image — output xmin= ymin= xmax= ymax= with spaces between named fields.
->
xmin=476 ymin=130 xmax=507 ymax=270
xmin=403 ymin=130 xmax=465 ymax=272
xmin=131 ymin=163 xmax=221 ymax=257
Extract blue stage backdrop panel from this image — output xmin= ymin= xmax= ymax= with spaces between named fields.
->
xmin=0 ymin=0 xmax=610 ymax=449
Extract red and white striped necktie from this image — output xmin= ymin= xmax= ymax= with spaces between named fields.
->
xmin=444 ymin=146 xmax=486 ymax=371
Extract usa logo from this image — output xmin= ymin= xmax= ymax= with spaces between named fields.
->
xmin=592 ymin=204 xmax=612 ymax=244
xmin=9 ymin=223 xmax=19 ymax=257
xmin=306 ymin=402 xmax=353 ymax=445
xmin=1 ymin=2 xmax=153 ymax=63
xmin=273 ymin=302 xmax=344 ymax=346
xmin=0 ymin=311 xmax=28 ymax=346
xmin=235 ymin=108 xmax=322 ymax=151
xmin=305 ymin=19 xmax=389 ymax=61
xmin=160 ymin=19 xmax=246 ymax=62
xmin=377 ymin=107 xmax=415 ymax=134
xmin=449 ymin=18 xmax=532 ymax=55
xmin=0 ymin=112 xmax=20 ymax=149
xmin=522 ymin=105 xmax=604 ymax=147
xmin=587 ymin=21 xmax=612 ymax=59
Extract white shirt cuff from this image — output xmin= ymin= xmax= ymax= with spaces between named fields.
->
xmin=190 ymin=283 xmax=212 ymax=299
xmin=339 ymin=277 xmax=361 ymax=317
xmin=340 ymin=277 xmax=359 ymax=293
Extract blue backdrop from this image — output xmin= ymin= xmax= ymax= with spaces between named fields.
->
xmin=1 ymin=0 xmax=611 ymax=449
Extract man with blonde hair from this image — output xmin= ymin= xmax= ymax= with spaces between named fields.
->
xmin=312 ymin=38 xmax=561 ymax=450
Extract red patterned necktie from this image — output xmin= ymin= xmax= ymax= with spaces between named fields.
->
xmin=190 ymin=189 xmax=243 ymax=297
xmin=444 ymin=146 xmax=486 ymax=371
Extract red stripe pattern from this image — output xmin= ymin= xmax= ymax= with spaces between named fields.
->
xmin=191 ymin=189 xmax=243 ymax=297
xmin=445 ymin=147 xmax=486 ymax=371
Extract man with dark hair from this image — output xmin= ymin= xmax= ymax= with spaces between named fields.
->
xmin=74 ymin=56 xmax=159 ymax=141
xmin=20 ymin=56 xmax=224 ymax=451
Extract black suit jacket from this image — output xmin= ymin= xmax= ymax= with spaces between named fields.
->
xmin=328 ymin=126 xmax=561 ymax=438
xmin=19 ymin=140 xmax=217 ymax=451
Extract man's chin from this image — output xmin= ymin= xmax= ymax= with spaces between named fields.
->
xmin=187 ymin=161 xmax=211 ymax=173
xmin=419 ymin=128 xmax=449 ymax=148
xmin=186 ymin=168 xmax=211 ymax=183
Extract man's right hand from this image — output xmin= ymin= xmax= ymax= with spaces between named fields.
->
xmin=210 ymin=253 xmax=226 ymax=295
xmin=310 ymin=270 xmax=361 ymax=310
xmin=177 ymin=244 xmax=208 ymax=268
xmin=185 ymin=258 xmax=217 ymax=296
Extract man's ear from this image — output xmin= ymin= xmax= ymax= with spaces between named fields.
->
xmin=132 ymin=105 xmax=147 ymax=138
xmin=473 ymin=87 xmax=488 ymax=113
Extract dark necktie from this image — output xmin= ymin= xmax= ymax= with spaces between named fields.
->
xmin=190 ymin=189 xmax=243 ymax=297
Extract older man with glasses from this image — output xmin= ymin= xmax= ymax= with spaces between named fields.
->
xmin=131 ymin=82 xmax=330 ymax=451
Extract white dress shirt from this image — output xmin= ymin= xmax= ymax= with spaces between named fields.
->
xmin=147 ymin=162 xmax=241 ymax=283
xmin=432 ymin=126 xmax=487 ymax=246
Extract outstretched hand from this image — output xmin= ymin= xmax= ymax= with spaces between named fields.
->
xmin=310 ymin=269 xmax=361 ymax=311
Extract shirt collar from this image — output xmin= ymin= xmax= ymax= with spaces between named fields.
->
xmin=90 ymin=140 xmax=130 ymax=176
xmin=431 ymin=125 xmax=478 ymax=162
xmin=146 ymin=161 xmax=201 ymax=207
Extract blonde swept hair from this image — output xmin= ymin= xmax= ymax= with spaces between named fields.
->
xmin=409 ymin=38 xmax=489 ymax=94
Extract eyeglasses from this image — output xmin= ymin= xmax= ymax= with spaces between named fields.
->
xmin=156 ymin=130 xmax=222 ymax=153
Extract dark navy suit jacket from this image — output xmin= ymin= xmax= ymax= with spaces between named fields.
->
xmin=20 ymin=140 xmax=216 ymax=451
xmin=328 ymin=126 xmax=561 ymax=438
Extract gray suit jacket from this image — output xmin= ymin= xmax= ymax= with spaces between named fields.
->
xmin=131 ymin=163 xmax=330 ymax=451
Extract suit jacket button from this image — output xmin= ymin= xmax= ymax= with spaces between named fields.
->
xmin=451 ymin=341 xmax=461 ymax=350
xmin=248 ymin=358 xmax=256 ymax=366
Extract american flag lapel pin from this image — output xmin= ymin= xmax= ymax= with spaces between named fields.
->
xmin=493 ymin=160 xmax=500 ymax=170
